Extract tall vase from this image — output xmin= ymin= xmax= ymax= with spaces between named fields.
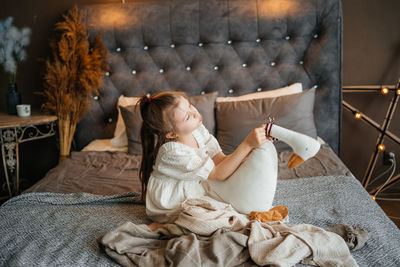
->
xmin=6 ymin=83 xmax=22 ymax=115
xmin=58 ymin=115 xmax=76 ymax=163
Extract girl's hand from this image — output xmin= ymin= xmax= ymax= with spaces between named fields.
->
xmin=244 ymin=125 xmax=268 ymax=148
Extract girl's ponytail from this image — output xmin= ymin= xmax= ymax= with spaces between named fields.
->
xmin=139 ymin=122 xmax=155 ymax=202
xmin=138 ymin=94 xmax=155 ymax=202
xmin=138 ymin=91 xmax=188 ymax=202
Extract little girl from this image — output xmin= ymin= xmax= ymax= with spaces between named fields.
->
xmin=138 ymin=91 xmax=320 ymax=225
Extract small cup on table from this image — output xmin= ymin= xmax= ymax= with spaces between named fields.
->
xmin=16 ymin=104 xmax=31 ymax=117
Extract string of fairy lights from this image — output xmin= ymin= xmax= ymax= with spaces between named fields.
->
xmin=342 ymin=78 xmax=400 ymax=201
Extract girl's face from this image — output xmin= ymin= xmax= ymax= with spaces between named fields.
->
xmin=169 ymin=96 xmax=202 ymax=137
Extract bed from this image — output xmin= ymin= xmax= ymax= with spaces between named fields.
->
xmin=1 ymin=0 xmax=400 ymax=266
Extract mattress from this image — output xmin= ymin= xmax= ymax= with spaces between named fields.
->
xmin=24 ymin=144 xmax=352 ymax=195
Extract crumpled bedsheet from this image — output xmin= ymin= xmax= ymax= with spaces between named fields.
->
xmin=101 ymin=196 xmax=358 ymax=267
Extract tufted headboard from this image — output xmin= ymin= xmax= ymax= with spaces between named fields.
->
xmin=75 ymin=0 xmax=343 ymax=155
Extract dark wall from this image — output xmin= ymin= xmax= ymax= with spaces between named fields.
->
xmin=0 ymin=0 xmax=399 ymax=193
xmin=341 ymin=0 xmax=400 ymax=192
xmin=0 ymin=0 xmax=125 ymax=193
xmin=0 ymin=0 xmax=124 ymax=110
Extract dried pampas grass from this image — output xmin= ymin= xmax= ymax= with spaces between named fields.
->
xmin=42 ymin=6 xmax=108 ymax=162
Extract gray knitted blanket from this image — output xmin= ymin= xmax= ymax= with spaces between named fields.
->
xmin=1 ymin=175 xmax=399 ymax=266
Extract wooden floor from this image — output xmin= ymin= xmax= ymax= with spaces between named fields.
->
xmin=376 ymin=196 xmax=400 ymax=228
xmin=372 ymin=180 xmax=400 ymax=228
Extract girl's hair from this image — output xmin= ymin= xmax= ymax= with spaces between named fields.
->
xmin=138 ymin=91 xmax=188 ymax=201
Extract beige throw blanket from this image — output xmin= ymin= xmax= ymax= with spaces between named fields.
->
xmin=101 ymin=196 xmax=358 ymax=267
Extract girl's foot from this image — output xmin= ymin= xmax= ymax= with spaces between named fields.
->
xmin=265 ymin=120 xmax=320 ymax=169
xmin=148 ymin=222 xmax=164 ymax=231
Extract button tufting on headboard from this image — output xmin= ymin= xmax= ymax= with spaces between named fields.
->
xmin=76 ymin=0 xmax=343 ymax=155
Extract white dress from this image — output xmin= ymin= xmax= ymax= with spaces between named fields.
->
xmin=146 ymin=124 xmax=222 ymax=223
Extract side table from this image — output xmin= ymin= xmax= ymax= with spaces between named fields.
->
xmin=0 ymin=112 xmax=57 ymax=197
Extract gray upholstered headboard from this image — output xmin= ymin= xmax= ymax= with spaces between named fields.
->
xmin=75 ymin=0 xmax=343 ymax=155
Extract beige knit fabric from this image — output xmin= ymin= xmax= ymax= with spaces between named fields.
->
xmin=102 ymin=196 xmax=358 ymax=266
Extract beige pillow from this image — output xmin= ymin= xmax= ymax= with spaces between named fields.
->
xmin=216 ymin=87 xmax=317 ymax=154
xmin=82 ymin=139 xmax=128 ymax=152
xmin=216 ymin=83 xmax=302 ymax=102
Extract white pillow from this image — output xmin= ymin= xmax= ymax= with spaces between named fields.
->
xmin=111 ymin=96 xmax=140 ymax=148
xmin=82 ymin=139 xmax=128 ymax=152
xmin=317 ymin=136 xmax=326 ymax=145
xmin=216 ymin=83 xmax=302 ymax=102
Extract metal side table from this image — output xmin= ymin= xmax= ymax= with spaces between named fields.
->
xmin=0 ymin=113 xmax=57 ymax=197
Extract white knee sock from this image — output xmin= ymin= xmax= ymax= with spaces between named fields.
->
xmin=206 ymin=141 xmax=278 ymax=214
xmin=265 ymin=124 xmax=320 ymax=168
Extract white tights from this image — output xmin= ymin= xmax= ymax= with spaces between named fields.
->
xmin=206 ymin=141 xmax=278 ymax=214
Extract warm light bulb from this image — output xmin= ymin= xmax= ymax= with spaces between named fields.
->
xmin=371 ymin=195 xmax=376 ymax=201
xmin=381 ymin=87 xmax=389 ymax=95
xmin=397 ymin=89 xmax=400 ymax=95
xmin=355 ymin=112 xmax=361 ymax=119
xmin=378 ymin=144 xmax=385 ymax=151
